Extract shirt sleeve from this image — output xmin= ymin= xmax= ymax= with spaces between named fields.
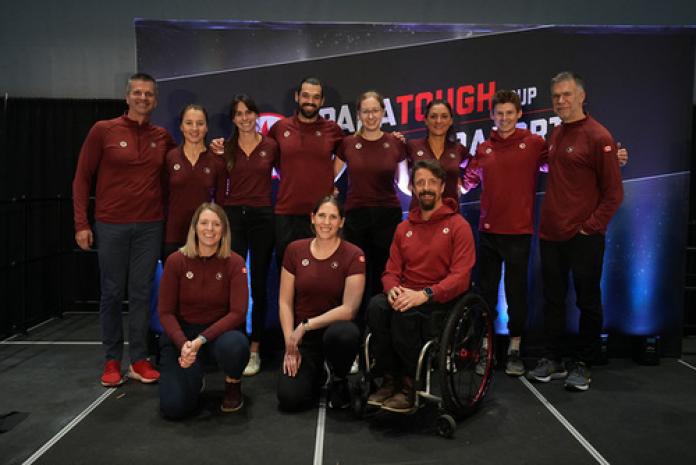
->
xmin=72 ymin=123 xmax=104 ymax=232
xmin=345 ymin=245 xmax=366 ymax=276
xmin=200 ymin=255 xmax=249 ymax=342
xmin=581 ymin=137 xmax=624 ymax=234
xmin=158 ymin=253 xmax=188 ymax=350
xmin=431 ymin=218 xmax=475 ymax=302
xmin=462 ymin=148 xmax=482 ymax=191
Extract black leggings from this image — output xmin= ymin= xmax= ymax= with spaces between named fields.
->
xmin=277 ymin=320 xmax=360 ymax=412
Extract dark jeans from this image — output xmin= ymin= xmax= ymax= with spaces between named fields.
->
xmin=225 ymin=206 xmax=275 ymax=343
xmin=367 ymin=293 xmax=455 ymax=378
xmin=159 ymin=323 xmax=250 ymax=419
xmin=277 ymin=320 xmax=360 ymax=412
xmin=95 ymin=220 xmax=162 ymax=362
xmin=162 ymin=243 xmax=183 ymax=263
xmin=344 ymin=207 xmax=402 ymax=327
xmin=540 ymin=234 xmax=605 ymax=365
xmin=477 ymin=232 xmax=531 ymax=337
xmin=274 ymin=214 xmax=313 ymax=269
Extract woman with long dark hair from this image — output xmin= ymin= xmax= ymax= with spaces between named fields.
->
xmin=222 ymin=94 xmax=279 ymax=376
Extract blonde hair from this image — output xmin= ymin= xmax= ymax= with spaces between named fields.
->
xmin=180 ymin=202 xmax=231 ymax=259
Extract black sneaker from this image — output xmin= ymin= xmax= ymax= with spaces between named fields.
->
xmin=328 ymin=378 xmax=351 ymax=409
xmin=564 ymin=362 xmax=591 ymax=391
xmin=505 ymin=350 xmax=525 ymax=377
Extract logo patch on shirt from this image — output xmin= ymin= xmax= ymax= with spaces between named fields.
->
xmin=150 ymin=142 xmax=156 ymax=148
xmin=185 ymin=271 xmax=194 ymax=280
xmin=283 ymin=130 xmax=290 ymax=138
xmin=355 ymin=142 xmax=362 ymax=150
xmin=241 ymin=267 xmax=247 ymax=274
xmin=204 ymin=167 xmax=211 ymax=174
xmin=483 ymin=223 xmax=490 ymax=229
xmin=383 ymin=142 xmax=390 ymax=149
xmin=549 ymin=144 xmax=554 ymax=151
xmin=485 ymin=147 xmax=492 ymax=154
xmin=359 ymin=255 xmax=365 ymax=263
xmin=448 ymin=152 xmax=456 ymax=159
xmin=519 ymin=143 xmax=526 ymax=149
xmin=301 ymin=258 xmax=310 ymax=267
xmin=259 ymin=150 xmax=267 ymax=157
xmin=603 ymin=145 xmax=612 ymax=153
xmin=331 ymin=261 xmax=339 ymax=269
xmin=173 ymin=163 xmax=181 ymax=171
xmin=566 ymin=146 xmax=574 ymax=153
xmin=315 ymin=131 xmax=322 ymax=137
xmin=405 ymin=230 xmax=413 ymax=238
xmin=119 ymin=141 xmax=128 ymax=148
xmin=443 ymin=227 xmax=450 ymax=234
xmin=215 ymin=272 xmax=223 ymax=280
xmin=416 ymin=150 xmax=424 ymax=157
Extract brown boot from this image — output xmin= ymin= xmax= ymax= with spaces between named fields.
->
xmin=367 ymin=374 xmax=397 ymax=407
xmin=221 ymin=379 xmax=243 ymax=412
xmin=381 ymin=376 xmax=414 ymax=413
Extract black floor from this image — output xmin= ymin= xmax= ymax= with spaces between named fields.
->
xmin=1 ymin=314 xmax=695 ymax=465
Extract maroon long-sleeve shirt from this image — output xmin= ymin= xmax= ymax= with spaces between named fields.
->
xmin=163 ymin=148 xmax=227 ymax=244
xmin=382 ymin=198 xmax=475 ymax=303
xmin=336 ymin=133 xmax=406 ymax=211
xmin=540 ymin=115 xmax=624 ymax=241
xmin=463 ymin=128 xmax=547 ymax=234
xmin=158 ymin=251 xmax=248 ymax=350
xmin=268 ymin=115 xmax=344 ymax=215
xmin=72 ymin=115 xmax=176 ymax=231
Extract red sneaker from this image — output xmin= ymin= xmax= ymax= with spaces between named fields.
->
xmin=129 ymin=359 xmax=160 ymax=384
xmin=101 ymin=360 xmax=125 ymax=387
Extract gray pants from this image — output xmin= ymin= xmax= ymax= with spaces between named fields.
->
xmin=95 ymin=220 xmax=162 ymax=362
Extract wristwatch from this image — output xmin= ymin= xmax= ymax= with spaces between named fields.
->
xmin=301 ymin=319 xmax=311 ymax=331
xmin=423 ymin=287 xmax=434 ymax=302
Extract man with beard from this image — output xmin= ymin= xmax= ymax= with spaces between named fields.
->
xmin=365 ymin=159 xmax=475 ymax=412
xmin=268 ymin=77 xmax=345 ymax=265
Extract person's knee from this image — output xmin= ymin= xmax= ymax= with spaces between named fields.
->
xmin=160 ymin=389 xmax=196 ymax=420
xmin=277 ymin=380 xmax=314 ymax=412
xmin=216 ymin=332 xmax=250 ymax=369
xmin=367 ymin=294 xmax=390 ymax=330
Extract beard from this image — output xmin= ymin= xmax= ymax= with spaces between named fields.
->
xmin=418 ymin=191 xmax=437 ymax=211
xmin=299 ymin=103 xmax=319 ymax=119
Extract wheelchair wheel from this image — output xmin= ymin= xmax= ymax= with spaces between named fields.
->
xmin=438 ymin=294 xmax=494 ymax=418
xmin=436 ymin=414 xmax=456 ymax=439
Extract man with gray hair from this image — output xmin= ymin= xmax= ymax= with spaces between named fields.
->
xmin=528 ymin=71 xmax=623 ymax=391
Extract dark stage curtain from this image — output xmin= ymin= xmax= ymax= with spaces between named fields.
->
xmin=0 ymin=97 xmax=125 ymax=337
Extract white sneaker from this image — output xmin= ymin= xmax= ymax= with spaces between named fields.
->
xmin=243 ymin=352 xmax=261 ymax=376
xmin=350 ymin=357 xmax=359 ymax=375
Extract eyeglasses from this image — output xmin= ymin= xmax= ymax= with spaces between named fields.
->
xmin=360 ymin=109 xmax=383 ymax=116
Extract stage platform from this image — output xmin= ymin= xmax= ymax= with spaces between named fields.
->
xmin=1 ymin=313 xmax=695 ymax=465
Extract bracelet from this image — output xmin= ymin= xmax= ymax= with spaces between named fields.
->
xmin=196 ymin=335 xmax=208 ymax=345
xmin=301 ymin=319 xmax=311 ymax=331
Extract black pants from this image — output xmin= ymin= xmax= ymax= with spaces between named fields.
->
xmin=344 ymin=207 xmax=402 ymax=327
xmin=540 ymin=234 xmax=605 ymax=365
xmin=367 ymin=293 xmax=454 ymax=378
xmin=274 ymin=214 xmax=313 ymax=269
xmin=162 ymin=242 xmax=183 ymax=263
xmin=477 ymin=232 xmax=531 ymax=337
xmin=277 ymin=321 xmax=360 ymax=412
xmin=225 ymin=206 xmax=275 ymax=343
xmin=159 ymin=323 xmax=249 ymax=419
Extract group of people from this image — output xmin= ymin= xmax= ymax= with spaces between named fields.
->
xmin=72 ymin=70 xmax=625 ymax=419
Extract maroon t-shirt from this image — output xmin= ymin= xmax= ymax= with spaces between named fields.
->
xmin=406 ymin=138 xmax=468 ymax=206
xmin=283 ymin=238 xmax=365 ymax=324
xmin=336 ymin=132 xmax=406 ymax=211
xmin=268 ymin=115 xmax=344 ymax=215
xmin=158 ymin=251 xmax=248 ymax=350
xmin=224 ymin=135 xmax=278 ymax=208
xmin=463 ymin=128 xmax=547 ymax=234
xmin=72 ymin=115 xmax=176 ymax=231
xmin=540 ymin=115 xmax=624 ymax=241
xmin=163 ymin=148 xmax=227 ymax=244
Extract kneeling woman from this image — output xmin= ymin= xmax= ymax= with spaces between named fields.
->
xmin=158 ymin=202 xmax=250 ymax=419
xmin=278 ymin=195 xmax=365 ymax=411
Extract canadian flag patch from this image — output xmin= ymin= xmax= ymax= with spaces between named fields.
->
xmin=603 ymin=145 xmax=612 ymax=153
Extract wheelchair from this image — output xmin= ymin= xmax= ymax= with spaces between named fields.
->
xmin=352 ymin=293 xmax=495 ymax=438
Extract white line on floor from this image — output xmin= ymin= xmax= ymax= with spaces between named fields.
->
xmin=313 ymin=393 xmax=327 ymax=465
xmin=677 ymin=359 xmax=696 ymax=372
xmin=520 ymin=377 xmax=610 ymax=465
xmin=22 ymin=388 xmax=116 ymax=465
xmin=1 ymin=317 xmax=58 ymax=342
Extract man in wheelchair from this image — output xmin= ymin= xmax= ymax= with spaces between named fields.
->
xmin=366 ymin=159 xmax=476 ymax=413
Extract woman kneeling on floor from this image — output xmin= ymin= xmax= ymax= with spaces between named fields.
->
xmin=277 ymin=195 xmax=365 ymax=411
xmin=158 ymin=202 xmax=250 ymax=419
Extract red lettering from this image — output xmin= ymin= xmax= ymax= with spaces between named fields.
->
xmin=395 ymin=94 xmax=413 ymax=125
xmin=477 ymin=81 xmax=496 ymax=112
xmin=456 ymin=85 xmax=475 ymax=115
xmin=414 ymin=92 xmax=433 ymax=122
